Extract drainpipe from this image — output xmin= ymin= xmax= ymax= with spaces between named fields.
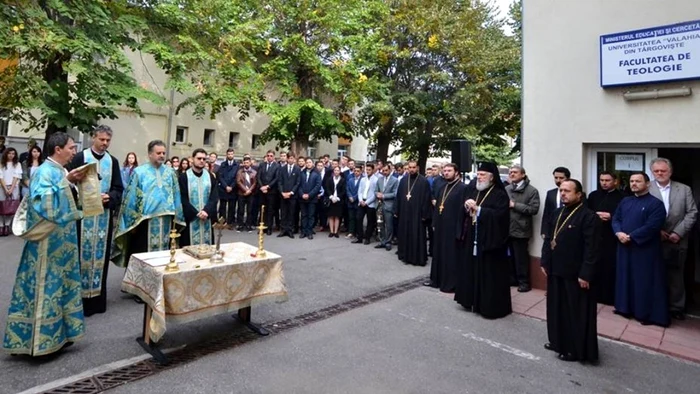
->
xmin=166 ymin=88 xmax=176 ymax=156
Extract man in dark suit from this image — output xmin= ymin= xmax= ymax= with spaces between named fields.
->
xmin=257 ymin=150 xmax=280 ymax=235
xmin=278 ymin=152 xmax=301 ymax=238
xmin=217 ymin=148 xmax=239 ymax=228
xmin=540 ymin=166 xmax=570 ymax=239
xmin=299 ymin=157 xmax=321 ymax=239
xmin=346 ymin=166 xmax=362 ymax=238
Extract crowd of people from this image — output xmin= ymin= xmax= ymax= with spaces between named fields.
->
xmin=1 ymin=127 xmax=696 ymax=367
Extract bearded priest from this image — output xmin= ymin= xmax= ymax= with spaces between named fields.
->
xmin=454 ymin=162 xmax=512 ymax=319
xmin=179 ymin=148 xmax=219 ymax=247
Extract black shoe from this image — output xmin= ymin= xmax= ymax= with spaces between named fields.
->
xmin=334 ymin=233 xmax=340 ymax=238
xmin=328 ymin=233 xmax=334 ymax=238
xmin=374 ymin=244 xmax=385 ymax=249
xmin=352 ymin=239 xmax=362 ymax=244
xmin=308 ymin=235 xmax=313 ymax=240
xmin=363 ymin=240 xmax=370 ymax=245
xmin=558 ymin=353 xmax=577 ymax=362
xmin=277 ymin=233 xmax=286 ymax=238
xmin=288 ymin=233 xmax=295 ymax=239
xmin=517 ymin=284 xmax=531 ymax=293
xmin=613 ymin=310 xmax=632 ymax=319
xmin=300 ymin=233 xmax=307 ymax=239
xmin=423 ymin=280 xmax=437 ymax=287
xmin=671 ymin=311 xmax=686 ymax=321
xmin=544 ymin=343 xmax=556 ymax=352
xmin=385 ymin=245 xmax=392 ymax=251
xmin=266 ymin=229 xmax=272 ymax=236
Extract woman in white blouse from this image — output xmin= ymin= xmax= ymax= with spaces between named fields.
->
xmin=0 ymin=147 xmax=22 ymax=236
xmin=323 ymin=166 xmax=347 ymax=238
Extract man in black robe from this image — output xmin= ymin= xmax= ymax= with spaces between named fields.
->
xmin=179 ymin=148 xmax=219 ymax=247
xmin=69 ymin=125 xmax=123 ymax=317
xmin=586 ymin=171 xmax=625 ymax=305
xmin=395 ymin=160 xmax=432 ymax=266
xmin=454 ymin=162 xmax=512 ymax=319
xmin=424 ymin=163 xmax=467 ymax=292
xmin=541 ymin=179 xmax=599 ymax=363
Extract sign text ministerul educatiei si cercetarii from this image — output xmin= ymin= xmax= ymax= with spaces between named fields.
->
xmin=600 ymin=20 xmax=700 ymax=87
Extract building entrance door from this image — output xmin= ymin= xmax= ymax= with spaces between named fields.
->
xmin=587 ymin=147 xmax=656 ymax=194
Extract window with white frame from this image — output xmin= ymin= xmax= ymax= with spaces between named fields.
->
xmin=307 ymin=146 xmax=317 ymax=159
xmin=251 ymin=134 xmax=261 ymax=150
xmin=337 ymin=144 xmax=350 ymax=158
xmin=175 ymin=126 xmax=188 ymax=143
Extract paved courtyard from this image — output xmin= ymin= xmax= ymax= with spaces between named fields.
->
xmin=0 ymin=231 xmax=698 ymax=393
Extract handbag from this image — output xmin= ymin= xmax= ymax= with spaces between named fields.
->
xmin=323 ymin=197 xmax=332 ymax=208
xmin=0 ymin=196 xmax=20 ymax=216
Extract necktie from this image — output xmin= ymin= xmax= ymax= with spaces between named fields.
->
xmin=267 ymin=163 xmax=270 ymax=171
xmin=244 ymin=170 xmax=251 ymax=188
xmin=306 ymin=171 xmax=310 ymax=183
xmin=288 ymin=165 xmax=292 ymax=175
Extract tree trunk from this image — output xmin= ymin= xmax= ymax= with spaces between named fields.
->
xmin=416 ymin=122 xmax=435 ymax=173
xmin=375 ymin=118 xmax=393 ymax=162
xmin=292 ymin=68 xmax=313 ymax=157
xmin=41 ymin=53 xmax=69 ymax=154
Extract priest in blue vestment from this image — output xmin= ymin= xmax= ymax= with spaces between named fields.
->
xmin=113 ymin=140 xmax=185 ymax=268
xmin=612 ymin=172 xmax=669 ymax=327
xmin=69 ymin=125 xmax=123 ymax=317
xmin=179 ymin=148 xmax=218 ymax=247
xmin=3 ymin=133 xmax=87 ymax=356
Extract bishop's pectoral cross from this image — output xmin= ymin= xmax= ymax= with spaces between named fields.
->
xmin=406 ymin=193 xmax=412 ymax=201
xmin=439 ymin=204 xmax=444 ymax=215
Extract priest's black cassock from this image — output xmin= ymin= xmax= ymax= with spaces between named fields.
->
xmin=69 ymin=149 xmax=123 ymax=316
xmin=454 ymin=166 xmax=512 ymax=319
xmin=587 ymin=188 xmax=625 ymax=305
xmin=395 ymin=173 xmax=432 ymax=266
xmin=179 ymin=170 xmax=219 ymax=247
xmin=612 ymin=193 xmax=669 ymax=327
xmin=541 ymin=203 xmax=600 ymax=363
xmin=430 ymin=179 xmax=468 ymax=292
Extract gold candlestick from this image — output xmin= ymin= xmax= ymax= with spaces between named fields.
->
xmin=165 ymin=228 xmax=181 ymax=272
xmin=210 ymin=217 xmax=227 ymax=264
xmin=254 ymin=205 xmax=267 ymax=258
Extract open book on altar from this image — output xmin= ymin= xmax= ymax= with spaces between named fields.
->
xmin=74 ymin=162 xmax=104 ymax=217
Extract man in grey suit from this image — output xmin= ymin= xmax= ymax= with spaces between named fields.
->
xmin=649 ymin=157 xmax=698 ymax=321
xmin=375 ymin=165 xmax=399 ymax=251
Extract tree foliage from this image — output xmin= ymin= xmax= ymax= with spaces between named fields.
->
xmin=354 ymin=0 xmax=521 ymax=169
xmin=0 ymin=1 xmax=163 ymax=138
xmin=141 ymin=0 xmax=387 ymax=155
xmin=0 ymin=0 xmax=521 ymax=166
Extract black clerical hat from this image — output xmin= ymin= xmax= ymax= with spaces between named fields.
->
xmin=477 ymin=161 xmax=504 ymax=189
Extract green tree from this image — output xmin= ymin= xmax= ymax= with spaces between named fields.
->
xmin=355 ymin=0 xmax=520 ymax=170
xmin=0 ymin=1 xmax=163 ymax=142
xmin=147 ymin=0 xmax=387 ymax=155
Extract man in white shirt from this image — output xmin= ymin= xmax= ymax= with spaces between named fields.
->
xmin=352 ymin=163 xmax=377 ymax=245
xmin=648 ymin=157 xmax=697 ymax=321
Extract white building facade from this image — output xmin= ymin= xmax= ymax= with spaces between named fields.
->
xmin=523 ymin=0 xmax=700 ymax=288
